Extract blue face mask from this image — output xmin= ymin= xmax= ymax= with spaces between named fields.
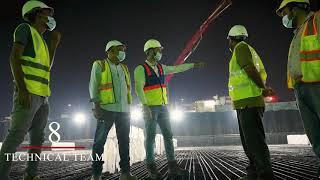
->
xmin=154 ymin=52 xmax=162 ymax=61
xmin=282 ymin=15 xmax=293 ymax=29
xmin=117 ymin=51 xmax=126 ymax=62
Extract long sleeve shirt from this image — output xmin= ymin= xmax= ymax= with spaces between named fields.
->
xmin=134 ymin=61 xmax=194 ymax=105
xmin=288 ymin=12 xmax=317 ymax=79
xmin=89 ymin=59 xmax=130 ymax=112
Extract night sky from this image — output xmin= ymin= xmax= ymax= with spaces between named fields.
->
xmin=1 ymin=0 xmax=319 ymax=117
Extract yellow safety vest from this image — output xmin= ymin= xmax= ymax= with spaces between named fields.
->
xmin=142 ymin=63 xmax=168 ymax=106
xmin=228 ymin=42 xmax=267 ymax=101
xmin=288 ymin=11 xmax=320 ymax=89
xmin=97 ymin=60 xmax=132 ymax=105
xmin=14 ymin=24 xmax=51 ymax=97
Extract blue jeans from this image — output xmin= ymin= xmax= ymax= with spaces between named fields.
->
xmin=0 ymin=92 xmax=49 ymax=180
xmin=294 ymin=83 xmax=320 ymax=158
xmin=144 ymin=105 xmax=175 ymax=164
xmin=91 ymin=110 xmax=130 ymax=176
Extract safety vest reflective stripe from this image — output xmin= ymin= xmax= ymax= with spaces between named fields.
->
xmin=99 ymin=83 xmax=113 ymax=90
xmin=144 ymin=84 xmax=167 ymax=91
xmin=98 ymin=60 xmax=132 ymax=104
xmin=21 ymin=59 xmax=50 ymax=72
xmin=143 ymin=64 xmax=152 ymax=76
xmin=304 ymin=14 xmax=318 ymax=36
xmin=25 ymin=74 xmax=49 ymax=85
xmin=228 ymin=82 xmax=252 ymax=91
xmin=157 ymin=64 xmax=164 ymax=74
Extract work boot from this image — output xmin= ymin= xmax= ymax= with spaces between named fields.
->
xmin=23 ymin=172 xmax=41 ymax=180
xmin=146 ymin=163 xmax=162 ymax=179
xmin=90 ymin=175 xmax=102 ymax=180
xmin=167 ymin=160 xmax=188 ymax=179
xmin=119 ymin=172 xmax=138 ymax=180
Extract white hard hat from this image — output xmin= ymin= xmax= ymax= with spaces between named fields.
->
xmin=227 ymin=25 xmax=248 ymax=39
xmin=144 ymin=39 xmax=163 ymax=52
xmin=22 ymin=1 xmax=54 ymax=21
xmin=105 ymin=40 xmax=125 ymax=52
xmin=276 ymin=0 xmax=310 ymax=16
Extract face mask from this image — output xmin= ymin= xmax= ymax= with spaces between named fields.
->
xmin=46 ymin=16 xmax=56 ymax=31
xmin=117 ymin=51 xmax=126 ymax=62
xmin=154 ymin=52 xmax=162 ymax=61
xmin=282 ymin=15 xmax=293 ymax=29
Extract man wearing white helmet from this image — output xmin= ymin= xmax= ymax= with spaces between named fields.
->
xmin=89 ymin=40 xmax=137 ymax=180
xmin=277 ymin=0 xmax=320 ymax=178
xmin=0 ymin=1 xmax=60 ymax=180
xmin=227 ymin=25 xmax=276 ymax=180
xmin=134 ymin=39 xmax=204 ymax=179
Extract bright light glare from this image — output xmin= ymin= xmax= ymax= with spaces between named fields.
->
xmin=131 ymin=108 xmax=143 ymax=121
xmin=73 ymin=113 xmax=86 ymax=125
xmin=204 ymin=100 xmax=215 ymax=108
xmin=170 ymin=109 xmax=184 ymax=122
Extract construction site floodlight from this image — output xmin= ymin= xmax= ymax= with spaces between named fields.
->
xmin=73 ymin=112 xmax=86 ymax=125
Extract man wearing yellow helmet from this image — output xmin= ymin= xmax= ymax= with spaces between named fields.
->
xmin=277 ymin=0 xmax=320 ymax=178
xmin=0 ymin=1 xmax=61 ymax=180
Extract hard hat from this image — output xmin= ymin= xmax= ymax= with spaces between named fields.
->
xmin=144 ymin=39 xmax=163 ymax=52
xmin=276 ymin=0 xmax=310 ymax=16
xmin=105 ymin=40 xmax=125 ymax=52
xmin=22 ymin=1 xmax=54 ymax=21
xmin=227 ymin=25 xmax=248 ymax=39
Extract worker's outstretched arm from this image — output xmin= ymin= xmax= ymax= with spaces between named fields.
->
xmin=163 ymin=63 xmax=195 ymax=75
xmin=134 ymin=65 xmax=148 ymax=105
xmin=235 ymin=43 xmax=266 ymax=89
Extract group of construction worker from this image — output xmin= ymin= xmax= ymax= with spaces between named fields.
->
xmin=0 ymin=0 xmax=319 ymax=180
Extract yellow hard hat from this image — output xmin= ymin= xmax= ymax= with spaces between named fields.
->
xmin=144 ymin=39 xmax=163 ymax=52
xmin=276 ymin=0 xmax=310 ymax=16
xmin=22 ymin=1 xmax=54 ymax=21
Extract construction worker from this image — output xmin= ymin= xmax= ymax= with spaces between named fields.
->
xmin=277 ymin=0 xmax=320 ymax=178
xmin=0 ymin=1 xmax=60 ymax=180
xmin=134 ymin=39 xmax=204 ymax=179
xmin=227 ymin=25 xmax=276 ymax=180
xmin=89 ymin=40 xmax=137 ymax=180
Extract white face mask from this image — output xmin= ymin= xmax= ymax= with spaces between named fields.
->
xmin=154 ymin=52 xmax=162 ymax=61
xmin=46 ymin=16 xmax=56 ymax=31
xmin=117 ymin=51 xmax=126 ymax=62
xmin=282 ymin=15 xmax=293 ymax=29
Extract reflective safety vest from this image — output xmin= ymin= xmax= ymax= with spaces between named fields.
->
xmin=228 ymin=42 xmax=267 ymax=101
xmin=14 ymin=24 xmax=51 ymax=97
xmin=142 ymin=63 xmax=168 ymax=106
xmin=288 ymin=11 xmax=320 ymax=89
xmin=97 ymin=60 xmax=132 ymax=105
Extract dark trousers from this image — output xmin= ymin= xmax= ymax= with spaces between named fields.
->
xmin=294 ymin=83 xmax=320 ymax=158
xmin=91 ymin=110 xmax=130 ymax=176
xmin=236 ymin=107 xmax=274 ymax=177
